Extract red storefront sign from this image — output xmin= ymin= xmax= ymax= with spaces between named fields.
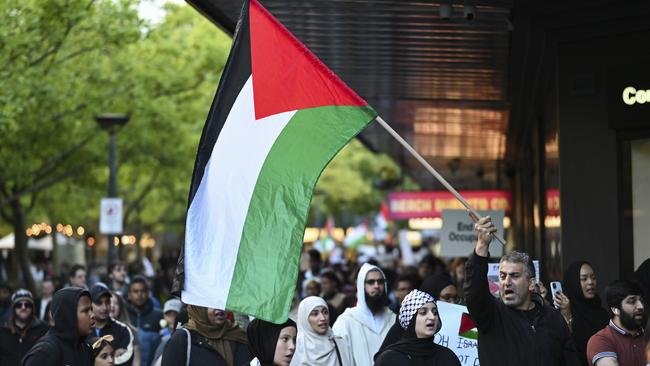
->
xmin=546 ymin=189 xmax=560 ymax=216
xmin=387 ymin=190 xmax=512 ymax=220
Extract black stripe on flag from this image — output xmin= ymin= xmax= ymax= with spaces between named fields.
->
xmin=172 ymin=0 xmax=252 ymax=296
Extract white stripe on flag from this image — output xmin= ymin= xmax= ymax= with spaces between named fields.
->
xmin=182 ymin=76 xmax=296 ymax=309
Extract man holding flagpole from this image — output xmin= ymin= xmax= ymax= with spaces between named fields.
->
xmin=466 ymin=215 xmax=580 ymax=366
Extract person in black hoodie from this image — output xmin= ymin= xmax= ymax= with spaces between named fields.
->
xmin=464 ymin=215 xmax=580 ymax=366
xmin=22 ymin=287 xmax=95 ymax=366
xmin=555 ymin=261 xmax=609 ymax=366
xmin=0 ymin=289 xmax=49 ymax=365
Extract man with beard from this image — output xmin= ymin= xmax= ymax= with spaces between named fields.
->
xmin=586 ymin=280 xmax=646 ymax=366
xmin=0 ymin=289 xmax=49 ymax=364
xmin=89 ymin=283 xmax=135 ymax=365
xmin=465 ymin=215 xmax=580 ymax=366
xmin=333 ymin=263 xmax=395 ymax=366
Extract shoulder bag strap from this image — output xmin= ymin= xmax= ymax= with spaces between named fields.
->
xmin=180 ymin=327 xmax=192 ymax=366
xmin=332 ymin=338 xmax=343 ymax=366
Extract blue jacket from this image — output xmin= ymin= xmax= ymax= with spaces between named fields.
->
xmin=127 ymin=299 xmax=162 ymax=366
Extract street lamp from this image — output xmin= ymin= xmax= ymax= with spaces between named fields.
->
xmin=96 ymin=114 xmax=130 ymax=266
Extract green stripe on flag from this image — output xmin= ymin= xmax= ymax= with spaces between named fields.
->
xmin=460 ymin=329 xmax=478 ymax=340
xmin=226 ymin=105 xmax=376 ymax=322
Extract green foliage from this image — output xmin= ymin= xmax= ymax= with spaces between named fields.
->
xmin=0 ymin=0 xmax=231 ymax=235
xmin=0 ymin=0 xmax=411 ymax=238
xmin=313 ymin=139 xmax=412 ymax=224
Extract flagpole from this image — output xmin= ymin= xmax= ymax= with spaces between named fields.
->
xmin=374 ymin=116 xmax=507 ymax=246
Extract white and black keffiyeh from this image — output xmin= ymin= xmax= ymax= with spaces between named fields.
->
xmin=399 ymin=289 xmax=435 ymax=329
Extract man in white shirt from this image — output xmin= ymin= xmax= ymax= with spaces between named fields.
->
xmin=333 ymin=263 xmax=395 ymax=366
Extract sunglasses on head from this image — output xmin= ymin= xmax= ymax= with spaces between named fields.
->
xmin=14 ymin=301 xmax=33 ymax=309
xmin=365 ymin=279 xmax=386 ymax=285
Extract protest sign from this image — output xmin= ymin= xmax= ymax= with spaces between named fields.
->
xmin=435 ymin=301 xmax=480 ymax=365
xmin=440 ymin=209 xmax=504 ymax=257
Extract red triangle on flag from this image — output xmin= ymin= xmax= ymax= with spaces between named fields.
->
xmin=459 ymin=312 xmax=477 ymax=334
xmin=249 ymin=0 xmax=367 ymax=120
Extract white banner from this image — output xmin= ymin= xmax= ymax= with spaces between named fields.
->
xmin=99 ymin=198 xmax=123 ymax=234
xmin=435 ymin=301 xmax=479 ymax=365
xmin=398 ymin=229 xmax=416 ymax=266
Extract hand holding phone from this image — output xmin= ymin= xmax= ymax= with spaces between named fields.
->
xmin=550 ymin=281 xmax=563 ymax=308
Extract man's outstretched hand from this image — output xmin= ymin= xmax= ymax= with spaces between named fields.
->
xmin=470 ymin=212 xmax=497 ymax=257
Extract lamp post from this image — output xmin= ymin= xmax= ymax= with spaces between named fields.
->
xmin=96 ymin=114 xmax=129 ymax=266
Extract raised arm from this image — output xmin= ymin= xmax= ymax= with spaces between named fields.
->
xmin=463 ymin=215 xmax=498 ymax=330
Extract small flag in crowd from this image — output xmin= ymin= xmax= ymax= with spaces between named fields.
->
xmin=459 ymin=312 xmax=478 ymax=340
xmin=343 ymin=223 xmax=368 ymax=249
xmin=177 ymin=0 xmax=377 ymax=323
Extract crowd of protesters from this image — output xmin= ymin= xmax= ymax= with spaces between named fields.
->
xmin=0 ymin=216 xmax=649 ymax=365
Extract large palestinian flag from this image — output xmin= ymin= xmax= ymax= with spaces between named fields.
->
xmin=178 ymin=0 xmax=377 ymax=323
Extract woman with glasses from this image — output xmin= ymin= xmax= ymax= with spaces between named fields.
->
xmin=422 ymin=274 xmax=459 ymax=305
xmin=90 ymin=335 xmax=115 ymax=366
xmin=290 ymin=296 xmax=352 ymax=366
xmin=374 ymin=290 xmax=461 ymax=366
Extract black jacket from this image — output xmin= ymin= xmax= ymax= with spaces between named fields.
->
xmin=22 ymin=288 xmax=94 ymax=366
xmin=464 ymin=251 xmax=580 ymax=366
xmin=89 ymin=318 xmax=134 ymax=365
xmin=0 ymin=317 xmax=49 ymax=365
xmin=161 ymin=328 xmax=251 ymax=366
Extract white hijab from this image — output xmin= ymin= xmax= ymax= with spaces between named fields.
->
xmin=290 ymin=296 xmax=341 ymax=366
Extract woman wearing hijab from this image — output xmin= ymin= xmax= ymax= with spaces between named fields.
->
xmin=421 ymin=274 xmax=458 ymax=305
xmin=290 ymin=296 xmax=352 ymax=366
xmin=161 ymin=305 xmax=251 ymax=366
xmin=247 ymin=318 xmax=297 ymax=366
xmin=378 ymin=273 xmax=458 ymax=353
xmin=374 ymin=289 xmax=460 ymax=366
xmin=553 ymin=261 xmax=609 ymax=366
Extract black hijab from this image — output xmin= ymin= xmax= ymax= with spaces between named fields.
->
xmin=381 ymin=312 xmax=439 ymax=358
xmin=635 ymin=259 xmax=650 ymax=308
xmin=376 ymin=275 xmax=449 ymax=359
xmin=420 ymin=274 xmax=454 ymax=300
xmin=247 ymin=318 xmax=296 ymax=366
xmin=563 ymin=261 xmax=609 ymax=365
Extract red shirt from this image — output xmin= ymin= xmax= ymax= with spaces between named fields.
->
xmin=586 ymin=320 xmax=646 ymax=366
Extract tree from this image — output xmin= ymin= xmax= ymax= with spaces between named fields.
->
xmin=312 ymin=139 xmax=418 ymax=226
xmin=0 ymin=0 xmax=231 ymax=291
